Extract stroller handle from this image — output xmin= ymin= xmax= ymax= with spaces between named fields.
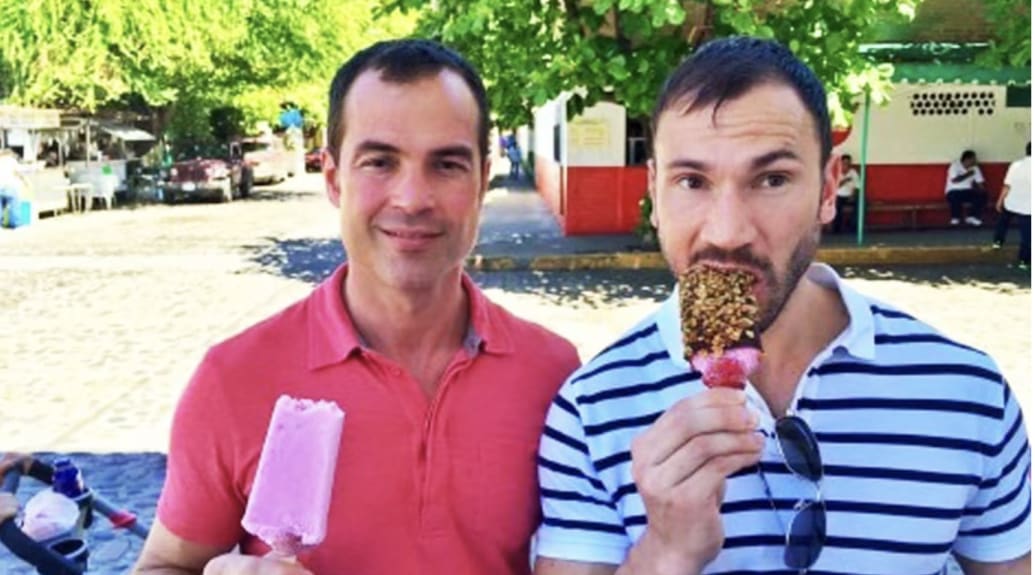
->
xmin=1 ymin=460 xmax=85 ymax=575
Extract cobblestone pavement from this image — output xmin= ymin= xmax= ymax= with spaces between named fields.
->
xmin=1 ymin=174 xmax=1027 ymax=573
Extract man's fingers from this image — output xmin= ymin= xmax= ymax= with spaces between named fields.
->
xmin=672 ymin=450 xmax=766 ymax=508
xmin=203 ymin=554 xmax=313 ymax=575
xmin=633 ymin=390 xmax=756 ymax=466
xmin=647 ymin=431 xmax=765 ymax=490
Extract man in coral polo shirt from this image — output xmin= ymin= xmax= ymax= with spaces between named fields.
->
xmin=133 ymin=39 xmax=580 ymax=575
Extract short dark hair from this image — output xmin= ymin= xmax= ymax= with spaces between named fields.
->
xmin=961 ymin=150 xmax=977 ymax=162
xmin=841 ymin=153 xmax=852 ymax=162
xmin=651 ymin=37 xmax=832 ymax=169
xmin=325 ymin=39 xmax=489 ymax=164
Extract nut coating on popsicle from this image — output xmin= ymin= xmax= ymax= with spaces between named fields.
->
xmin=677 ymin=265 xmax=762 ymax=389
xmin=242 ymin=395 xmax=345 ymax=555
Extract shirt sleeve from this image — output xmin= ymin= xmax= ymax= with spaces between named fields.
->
xmin=536 ymin=386 xmax=630 ymax=565
xmin=953 ymin=380 xmax=1031 ymax=563
xmin=974 ymin=165 xmax=986 ymax=185
xmin=1003 ymin=163 xmax=1019 ymax=190
xmin=156 ymin=351 xmax=248 ymax=548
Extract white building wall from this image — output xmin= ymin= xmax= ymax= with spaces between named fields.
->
xmin=838 ymin=83 xmax=1031 ymax=164
xmin=534 ymin=95 xmax=568 ymax=166
xmin=566 ymin=101 xmax=626 ymax=167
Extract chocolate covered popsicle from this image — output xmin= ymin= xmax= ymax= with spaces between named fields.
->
xmin=678 ymin=265 xmax=763 ymax=388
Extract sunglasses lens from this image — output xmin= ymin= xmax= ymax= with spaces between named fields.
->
xmin=785 ymin=500 xmax=826 ymax=569
xmin=776 ymin=416 xmax=823 ymax=481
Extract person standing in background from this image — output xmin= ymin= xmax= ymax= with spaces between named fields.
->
xmin=993 ymin=142 xmax=1031 ymax=270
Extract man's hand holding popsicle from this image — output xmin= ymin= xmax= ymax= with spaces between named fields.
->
xmin=620 ymin=265 xmax=766 ymax=574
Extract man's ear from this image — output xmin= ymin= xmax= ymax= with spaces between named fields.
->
xmin=323 ymin=148 xmax=341 ymax=207
xmin=647 ymin=158 xmax=659 ymax=228
xmin=818 ymin=154 xmax=839 ymax=225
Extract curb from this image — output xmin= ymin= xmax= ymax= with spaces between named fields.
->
xmin=465 ymin=246 xmax=1013 ymax=272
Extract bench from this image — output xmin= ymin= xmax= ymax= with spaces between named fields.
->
xmin=837 ymin=200 xmax=952 ymax=230
xmin=867 ymin=201 xmax=947 ymax=229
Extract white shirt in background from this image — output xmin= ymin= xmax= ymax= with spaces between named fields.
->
xmin=838 ymin=167 xmax=859 ymax=198
xmin=1002 ymin=156 xmax=1031 ymax=215
xmin=945 ymin=159 xmax=985 ymax=194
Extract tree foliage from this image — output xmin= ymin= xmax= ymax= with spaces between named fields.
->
xmin=976 ymin=0 xmax=1030 ymax=67
xmin=388 ymin=0 xmax=918 ymax=128
xmin=0 ymin=0 xmax=415 ymax=141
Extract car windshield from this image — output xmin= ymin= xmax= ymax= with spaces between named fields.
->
xmin=241 ymin=141 xmax=272 ymax=153
xmin=176 ymin=144 xmax=224 ymax=161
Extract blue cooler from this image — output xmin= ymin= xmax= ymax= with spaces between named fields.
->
xmin=2 ymin=199 xmax=33 ymax=228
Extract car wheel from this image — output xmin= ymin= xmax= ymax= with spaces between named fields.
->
xmin=239 ymin=168 xmax=253 ymax=198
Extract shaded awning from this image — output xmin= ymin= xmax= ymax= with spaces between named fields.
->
xmin=858 ymin=42 xmax=1031 ymax=86
xmin=0 ymin=106 xmax=62 ymax=130
xmin=891 ymin=63 xmax=1031 ymax=86
xmin=98 ymin=122 xmax=155 ymax=142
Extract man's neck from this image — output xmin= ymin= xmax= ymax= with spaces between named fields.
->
xmin=753 ymin=268 xmax=849 ymax=416
xmin=343 ymin=265 xmax=469 ymax=373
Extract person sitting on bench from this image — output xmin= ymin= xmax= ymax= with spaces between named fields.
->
xmin=945 ymin=149 xmax=987 ymax=227
xmin=833 ymin=153 xmax=859 ymax=233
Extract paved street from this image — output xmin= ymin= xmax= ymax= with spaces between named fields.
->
xmin=0 ymin=173 xmax=1029 ymax=573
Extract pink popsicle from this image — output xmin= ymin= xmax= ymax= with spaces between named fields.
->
xmin=242 ymin=395 xmax=345 ymax=556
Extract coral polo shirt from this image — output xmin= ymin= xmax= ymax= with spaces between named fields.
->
xmin=157 ymin=264 xmax=580 ymax=574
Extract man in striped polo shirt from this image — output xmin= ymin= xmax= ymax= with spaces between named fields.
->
xmin=534 ymin=37 xmax=1030 ymax=575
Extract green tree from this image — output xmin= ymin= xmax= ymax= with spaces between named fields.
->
xmin=0 ymin=0 xmax=416 ymax=141
xmin=977 ymin=0 xmax=1030 ymax=67
xmin=388 ymin=0 xmax=918 ymax=129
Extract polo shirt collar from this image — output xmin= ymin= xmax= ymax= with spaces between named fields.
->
xmin=307 ymin=264 xmax=511 ymax=370
xmin=655 ymin=262 xmax=876 ymax=369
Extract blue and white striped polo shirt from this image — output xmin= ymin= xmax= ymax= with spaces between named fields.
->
xmin=537 ymin=264 xmax=1031 ymax=573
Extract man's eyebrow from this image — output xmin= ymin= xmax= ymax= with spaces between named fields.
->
xmin=750 ymin=149 xmax=800 ymax=170
xmin=431 ymin=145 xmax=475 ymax=161
xmin=354 ymin=140 xmax=400 ymax=155
xmin=664 ymin=158 xmax=710 ymax=171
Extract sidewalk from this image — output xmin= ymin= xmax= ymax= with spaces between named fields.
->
xmin=470 ymin=177 xmax=1019 ymax=271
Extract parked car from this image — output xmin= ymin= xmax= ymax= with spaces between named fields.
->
xmin=162 ymin=142 xmax=252 ymax=203
xmin=305 ymin=148 xmax=323 ymax=172
xmin=241 ymin=136 xmax=294 ymax=184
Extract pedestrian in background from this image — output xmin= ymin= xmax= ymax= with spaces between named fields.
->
xmin=832 ymin=152 xmax=859 ymax=233
xmin=993 ymin=142 xmax=1031 ymax=270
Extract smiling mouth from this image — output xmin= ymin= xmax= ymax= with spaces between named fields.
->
xmin=383 ymin=229 xmax=440 ymax=239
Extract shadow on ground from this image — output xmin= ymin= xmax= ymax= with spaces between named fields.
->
xmin=244 ymin=236 xmax=345 ymax=284
xmin=240 ymin=233 xmax=1027 ymax=302
xmin=242 ymin=186 xmax=317 ymax=203
xmin=836 ymin=264 xmax=1030 ymax=293
xmin=488 ymin=174 xmax=532 ymax=189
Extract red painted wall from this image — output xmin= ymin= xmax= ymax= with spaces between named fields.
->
xmin=541 ymin=162 xmax=1010 ymax=235
xmin=563 ymin=166 xmax=648 ymax=235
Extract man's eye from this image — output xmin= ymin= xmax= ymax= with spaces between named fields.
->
xmin=360 ymin=156 xmax=393 ymax=169
xmin=676 ymin=175 xmax=705 ymax=190
xmin=760 ymin=173 xmax=789 ymax=188
xmin=436 ymin=160 xmax=468 ymax=173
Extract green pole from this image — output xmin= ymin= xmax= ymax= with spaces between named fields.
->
xmin=856 ymin=90 xmax=871 ymax=246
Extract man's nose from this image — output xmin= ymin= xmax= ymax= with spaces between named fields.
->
xmin=391 ymin=167 xmax=434 ymax=213
xmin=697 ymin=187 xmax=756 ymax=251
